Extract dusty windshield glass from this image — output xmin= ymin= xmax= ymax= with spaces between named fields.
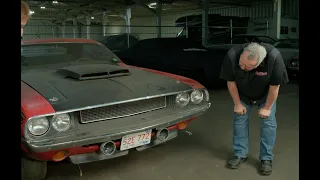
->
xmin=21 ymin=42 xmax=121 ymax=68
xmin=275 ymin=40 xmax=299 ymax=49
xmin=256 ymin=36 xmax=277 ymax=44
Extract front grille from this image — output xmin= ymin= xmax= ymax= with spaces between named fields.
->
xmin=79 ymin=96 xmax=167 ymax=123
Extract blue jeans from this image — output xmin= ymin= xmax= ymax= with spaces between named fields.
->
xmin=233 ymin=101 xmax=277 ymax=160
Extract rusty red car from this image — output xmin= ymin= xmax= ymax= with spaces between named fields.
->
xmin=21 ymin=38 xmax=211 ymax=180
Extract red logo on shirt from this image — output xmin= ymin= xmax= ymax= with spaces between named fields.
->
xmin=255 ymin=71 xmax=268 ymax=76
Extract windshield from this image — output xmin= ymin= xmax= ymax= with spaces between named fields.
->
xmin=256 ymin=36 xmax=277 ymax=44
xmin=232 ymin=36 xmax=277 ymax=44
xmin=21 ymin=42 xmax=121 ymax=68
xmin=274 ymin=40 xmax=299 ymax=49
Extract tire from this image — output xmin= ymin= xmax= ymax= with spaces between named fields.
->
xmin=21 ymin=157 xmax=47 ymax=180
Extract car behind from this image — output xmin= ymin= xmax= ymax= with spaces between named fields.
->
xmin=287 ymin=56 xmax=299 ymax=81
xmin=115 ymin=37 xmax=228 ymax=88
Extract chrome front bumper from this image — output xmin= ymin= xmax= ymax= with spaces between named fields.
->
xmin=68 ymin=130 xmax=178 ymax=164
xmin=22 ymin=103 xmax=210 ymax=153
xmin=287 ymin=66 xmax=299 ymax=71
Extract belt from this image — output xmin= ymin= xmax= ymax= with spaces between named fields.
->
xmin=240 ymin=95 xmax=266 ymax=106
xmin=250 ymin=100 xmax=257 ymax=104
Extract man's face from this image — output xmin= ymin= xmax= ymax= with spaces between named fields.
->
xmin=239 ymin=51 xmax=259 ymax=71
xmin=21 ymin=17 xmax=28 ymax=37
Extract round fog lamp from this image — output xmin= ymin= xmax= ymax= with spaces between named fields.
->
xmin=52 ymin=114 xmax=71 ymax=132
xmin=100 ymin=141 xmax=116 ymax=155
xmin=191 ymin=90 xmax=204 ymax=104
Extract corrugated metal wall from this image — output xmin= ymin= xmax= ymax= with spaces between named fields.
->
xmin=23 ymin=20 xmax=103 ymax=40
xmin=158 ymin=0 xmax=298 ymax=39
xmin=166 ymin=0 xmax=299 ymax=20
xmin=282 ymin=0 xmax=299 ymax=18
xmin=24 ymin=0 xmax=298 ymax=40
xmin=209 ymin=2 xmax=274 ymax=19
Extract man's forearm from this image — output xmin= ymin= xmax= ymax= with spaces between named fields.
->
xmin=227 ymin=81 xmax=241 ymax=105
xmin=264 ymin=85 xmax=280 ymax=110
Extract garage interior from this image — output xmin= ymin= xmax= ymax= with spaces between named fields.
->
xmin=23 ymin=0 xmax=299 ymax=179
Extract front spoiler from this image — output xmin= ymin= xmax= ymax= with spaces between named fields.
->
xmin=22 ymin=103 xmax=210 ymax=153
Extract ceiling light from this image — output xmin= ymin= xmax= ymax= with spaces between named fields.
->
xmin=148 ymin=2 xmax=157 ymax=9
xmin=91 ymin=16 xmax=94 ymax=19
xmin=147 ymin=2 xmax=169 ymax=10
xmin=40 ymin=6 xmax=46 ymax=9
xmin=29 ymin=10 xmax=35 ymax=15
xmin=52 ymin=1 xmax=58 ymax=4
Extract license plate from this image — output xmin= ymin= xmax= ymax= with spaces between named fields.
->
xmin=120 ymin=129 xmax=152 ymax=151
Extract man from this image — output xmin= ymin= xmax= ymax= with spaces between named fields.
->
xmin=21 ymin=0 xmax=30 ymax=37
xmin=220 ymin=42 xmax=289 ymax=175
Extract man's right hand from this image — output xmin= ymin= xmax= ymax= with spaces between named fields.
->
xmin=234 ymin=103 xmax=247 ymax=115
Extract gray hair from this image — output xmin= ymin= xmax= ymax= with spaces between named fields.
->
xmin=243 ymin=42 xmax=267 ymax=65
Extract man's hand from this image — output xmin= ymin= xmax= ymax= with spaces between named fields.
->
xmin=258 ymin=107 xmax=271 ymax=119
xmin=234 ymin=103 xmax=247 ymax=115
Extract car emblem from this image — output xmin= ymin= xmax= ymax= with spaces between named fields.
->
xmin=49 ymin=97 xmax=59 ymax=102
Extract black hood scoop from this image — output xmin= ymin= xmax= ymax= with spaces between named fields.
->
xmin=56 ymin=64 xmax=131 ymax=80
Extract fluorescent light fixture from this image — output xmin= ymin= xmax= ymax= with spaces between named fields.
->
xmin=52 ymin=1 xmax=58 ymax=4
xmin=40 ymin=6 xmax=46 ymax=9
xmin=29 ymin=10 xmax=35 ymax=15
xmin=147 ymin=2 xmax=169 ymax=10
xmin=91 ymin=16 xmax=94 ymax=19
xmin=148 ymin=2 xmax=157 ymax=9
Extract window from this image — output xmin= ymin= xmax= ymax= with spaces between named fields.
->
xmin=232 ymin=36 xmax=250 ymax=44
xmin=22 ymin=45 xmax=67 ymax=57
xmin=21 ymin=42 xmax=120 ymax=67
xmin=208 ymin=33 xmax=231 ymax=44
xmin=274 ymin=40 xmax=299 ymax=49
xmin=232 ymin=36 xmax=277 ymax=44
xmin=256 ymin=36 xmax=277 ymax=44
xmin=177 ymin=28 xmax=186 ymax=37
xmin=281 ymin=26 xmax=289 ymax=35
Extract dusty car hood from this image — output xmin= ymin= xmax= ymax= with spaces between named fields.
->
xmin=21 ymin=64 xmax=192 ymax=112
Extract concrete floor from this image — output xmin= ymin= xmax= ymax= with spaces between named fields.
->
xmin=46 ymin=83 xmax=299 ymax=180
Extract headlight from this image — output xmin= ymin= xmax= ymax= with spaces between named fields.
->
xmin=52 ymin=114 xmax=71 ymax=132
xmin=190 ymin=90 xmax=204 ymax=104
xmin=204 ymin=89 xmax=210 ymax=101
xmin=291 ymin=59 xmax=299 ymax=67
xmin=27 ymin=117 xmax=50 ymax=136
xmin=175 ymin=92 xmax=190 ymax=107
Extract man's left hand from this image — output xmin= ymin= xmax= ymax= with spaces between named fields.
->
xmin=258 ymin=107 xmax=271 ymax=119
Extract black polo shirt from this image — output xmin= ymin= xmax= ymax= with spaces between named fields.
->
xmin=219 ymin=43 xmax=289 ymax=105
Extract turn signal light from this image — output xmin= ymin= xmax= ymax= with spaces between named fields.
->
xmin=177 ymin=121 xmax=189 ymax=130
xmin=52 ymin=150 xmax=69 ymax=162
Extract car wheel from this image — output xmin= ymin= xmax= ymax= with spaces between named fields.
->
xmin=21 ymin=156 xmax=47 ymax=180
